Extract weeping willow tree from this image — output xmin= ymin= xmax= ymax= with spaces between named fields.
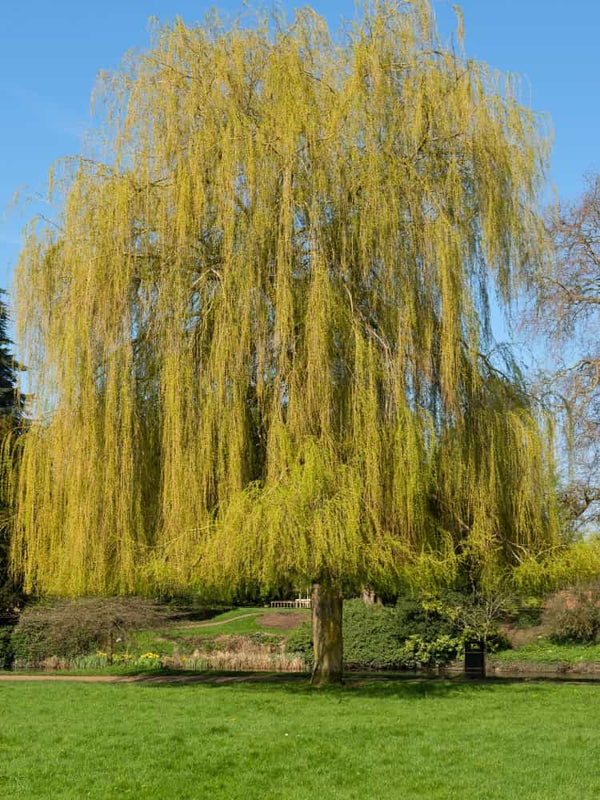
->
xmin=10 ymin=1 xmax=560 ymax=683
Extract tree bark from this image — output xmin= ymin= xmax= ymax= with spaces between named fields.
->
xmin=310 ymin=582 xmax=343 ymax=686
xmin=361 ymin=587 xmax=382 ymax=605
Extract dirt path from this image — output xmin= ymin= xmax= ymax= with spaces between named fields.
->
xmin=3 ymin=671 xmax=600 ymax=686
xmin=0 ymin=674 xmax=138 ymax=682
xmin=171 ymin=609 xmax=309 ymax=631
xmin=0 ymin=672 xmax=308 ymax=684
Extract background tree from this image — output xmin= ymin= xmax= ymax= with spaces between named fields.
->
xmin=526 ymin=174 xmax=600 ymax=531
xmin=0 ymin=289 xmax=26 ymax=629
xmin=11 ymin=1 xmax=560 ymax=684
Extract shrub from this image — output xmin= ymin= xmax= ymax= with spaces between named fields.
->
xmin=0 ymin=584 xmax=25 ymax=669
xmin=394 ymin=595 xmax=456 ymax=640
xmin=511 ymin=605 xmax=543 ymax=629
xmin=392 ymin=596 xmax=463 ymax=667
xmin=0 ymin=626 xmax=14 ymax=669
xmin=286 ymin=601 xmax=406 ymax=669
xmin=286 ymin=597 xmax=462 ymax=669
xmin=543 ymin=586 xmax=600 ymax=643
xmin=11 ymin=597 xmax=167 ymax=667
xmin=285 ymin=592 xmax=511 ymax=670
xmin=343 ymin=599 xmax=407 ymax=668
xmin=285 ymin=621 xmax=313 ymax=664
xmin=441 ymin=592 xmax=512 ymax=653
xmin=399 ymin=634 xmax=462 ymax=669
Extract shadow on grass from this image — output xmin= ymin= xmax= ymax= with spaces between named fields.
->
xmin=117 ymin=669 xmax=600 ymax=698
xmin=6 ymin=667 xmax=600 ymax=699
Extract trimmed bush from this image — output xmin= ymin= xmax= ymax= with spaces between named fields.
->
xmin=343 ymin=600 xmax=408 ymax=668
xmin=286 ymin=597 xmax=463 ymax=669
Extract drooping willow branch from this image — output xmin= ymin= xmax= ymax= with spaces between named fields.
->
xmin=9 ymin=1 xmax=559 ymax=597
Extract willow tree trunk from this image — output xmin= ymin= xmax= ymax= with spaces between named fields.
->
xmin=361 ymin=588 xmax=382 ymax=605
xmin=310 ymin=583 xmax=343 ymax=686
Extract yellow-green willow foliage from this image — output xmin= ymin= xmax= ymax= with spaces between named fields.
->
xmin=10 ymin=1 xmax=560 ymax=597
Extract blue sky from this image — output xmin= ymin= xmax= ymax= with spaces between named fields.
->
xmin=1 ymin=0 xmax=599 ymax=300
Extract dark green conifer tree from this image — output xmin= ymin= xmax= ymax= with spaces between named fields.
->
xmin=0 ymin=290 xmax=26 ymax=627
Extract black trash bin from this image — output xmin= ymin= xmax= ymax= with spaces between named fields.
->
xmin=464 ymin=640 xmax=485 ymax=678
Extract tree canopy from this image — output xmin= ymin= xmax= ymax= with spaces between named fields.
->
xmin=526 ymin=175 xmax=600 ymax=531
xmin=10 ymin=1 xmax=560 ymax=599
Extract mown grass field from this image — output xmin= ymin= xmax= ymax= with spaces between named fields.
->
xmin=121 ymin=606 xmax=309 ymax=657
xmin=140 ymin=606 xmax=309 ymax=639
xmin=493 ymin=638 xmax=600 ymax=665
xmin=2 ymin=678 xmax=600 ymax=799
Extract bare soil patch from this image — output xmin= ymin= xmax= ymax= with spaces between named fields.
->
xmin=0 ymin=671 xmax=309 ymax=684
xmin=259 ymin=611 xmax=308 ymax=630
xmin=0 ymin=674 xmax=134 ymax=682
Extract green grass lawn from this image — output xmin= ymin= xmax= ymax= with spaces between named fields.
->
xmin=126 ymin=607 xmax=311 ymax=655
xmin=2 ymin=678 xmax=600 ymax=799
xmin=494 ymin=637 xmax=600 ymax=665
xmin=167 ymin=606 xmax=311 ymax=636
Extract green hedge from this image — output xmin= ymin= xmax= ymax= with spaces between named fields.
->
xmin=286 ymin=597 xmax=465 ymax=670
xmin=0 ymin=626 xmax=13 ymax=669
xmin=343 ymin=600 xmax=410 ymax=668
